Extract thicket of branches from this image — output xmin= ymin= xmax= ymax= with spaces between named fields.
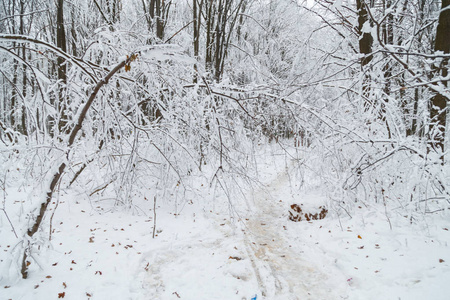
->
xmin=0 ymin=0 xmax=449 ymax=279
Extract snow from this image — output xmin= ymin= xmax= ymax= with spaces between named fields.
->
xmin=1 ymin=145 xmax=449 ymax=300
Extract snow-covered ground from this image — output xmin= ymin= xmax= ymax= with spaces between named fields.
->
xmin=1 ymin=146 xmax=449 ymax=300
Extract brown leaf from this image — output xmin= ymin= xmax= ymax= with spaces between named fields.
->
xmin=229 ymin=256 xmax=242 ymax=261
xmin=357 ymin=235 xmax=362 ymax=239
xmin=86 ymin=292 xmax=92 ymax=297
xmin=439 ymin=259 xmax=445 ymax=263
xmin=358 ymin=246 xmax=364 ymax=249
xmin=89 ymin=237 xmax=94 ymax=243
xmin=46 ymin=275 xmax=52 ymax=279
xmin=63 ymin=282 xmax=67 ymax=289
xmin=52 ymin=262 xmax=58 ymax=266
xmin=58 ymin=292 xmax=65 ymax=298
xmin=71 ymin=260 xmax=76 ymax=264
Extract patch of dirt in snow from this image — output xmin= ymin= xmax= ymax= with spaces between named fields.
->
xmin=243 ymin=167 xmax=348 ymax=300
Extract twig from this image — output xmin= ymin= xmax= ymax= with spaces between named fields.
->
xmin=152 ymin=196 xmax=157 ymax=239
xmin=1 ymin=209 xmax=18 ymax=239
xmin=1 ymin=173 xmax=18 ymax=238
xmin=165 ymin=21 xmax=194 ymax=44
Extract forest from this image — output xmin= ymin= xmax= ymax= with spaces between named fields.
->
xmin=1 ymin=0 xmax=449 ymax=299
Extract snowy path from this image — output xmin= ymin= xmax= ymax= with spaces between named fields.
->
xmin=243 ymin=167 xmax=344 ymax=300
xmin=139 ymin=165 xmax=349 ymax=300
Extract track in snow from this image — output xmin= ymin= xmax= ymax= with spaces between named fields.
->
xmin=242 ymin=166 xmax=346 ymax=300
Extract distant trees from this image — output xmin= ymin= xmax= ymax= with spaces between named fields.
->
xmin=192 ymin=0 xmax=246 ymax=81
xmin=142 ymin=0 xmax=172 ymax=41
xmin=317 ymin=0 xmax=450 ymax=154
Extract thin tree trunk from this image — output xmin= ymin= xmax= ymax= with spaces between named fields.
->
xmin=56 ymin=0 xmax=67 ymax=132
xmin=19 ymin=0 xmax=27 ymax=135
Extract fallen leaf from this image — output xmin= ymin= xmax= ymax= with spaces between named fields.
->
xmin=86 ymin=292 xmax=92 ymax=297
xmin=173 ymin=292 xmax=181 ymax=298
xmin=52 ymin=263 xmax=58 ymax=266
xmin=58 ymin=292 xmax=65 ymax=298
xmin=63 ymin=282 xmax=67 ymax=289
xmin=358 ymin=246 xmax=364 ymax=249
xmin=46 ymin=275 xmax=52 ymax=279
xmin=357 ymin=235 xmax=362 ymax=239
xmin=71 ymin=260 xmax=76 ymax=264
xmin=89 ymin=237 xmax=94 ymax=243
xmin=34 ymin=285 xmax=39 ymax=289
xmin=229 ymin=256 xmax=242 ymax=261
xmin=439 ymin=259 xmax=445 ymax=263
xmin=4 ymin=286 xmax=10 ymax=288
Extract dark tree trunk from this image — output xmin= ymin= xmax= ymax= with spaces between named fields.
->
xmin=429 ymin=0 xmax=450 ymax=154
xmin=356 ymin=0 xmax=373 ymax=110
xmin=19 ymin=0 xmax=28 ymax=135
xmin=356 ymin=0 xmax=373 ymax=68
xmin=56 ymin=0 xmax=67 ymax=132
xmin=193 ymin=0 xmax=202 ymax=82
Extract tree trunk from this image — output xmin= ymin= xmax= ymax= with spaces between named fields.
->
xmin=356 ymin=0 xmax=373 ymax=108
xmin=56 ymin=0 xmax=67 ymax=133
xmin=19 ymin=0 xmax=27 ymax=136
xmin=429 ymin=0 xmax=450 ymax=154
xmin=193 ymin=0 xmax=202 ymax=83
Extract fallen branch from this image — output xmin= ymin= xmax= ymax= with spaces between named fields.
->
xmin=21 ymin=55 xmax=134 ymax=279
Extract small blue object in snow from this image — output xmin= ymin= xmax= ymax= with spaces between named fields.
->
xmin=251 ymin=295 xmax=257 ymax=300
